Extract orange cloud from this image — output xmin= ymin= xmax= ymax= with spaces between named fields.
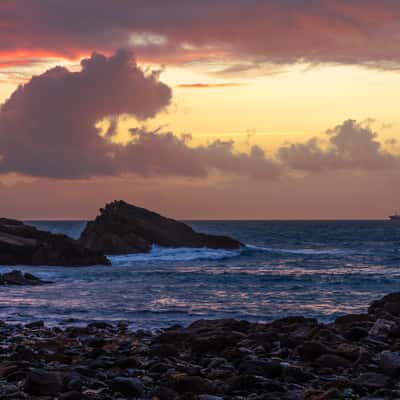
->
xmin=176 ymin=82 xmax=245 ymax=89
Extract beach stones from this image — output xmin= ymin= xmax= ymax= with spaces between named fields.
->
xmin=1 ymin=292 xmax=400 ymax=399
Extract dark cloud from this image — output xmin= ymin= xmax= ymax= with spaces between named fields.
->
xmin=278 ymin=119 xmax=397 ymax=171
xmin=1 ymin=1 xmax=400 ymax=71
xmin=0 ymin=50 xmax=281 ymax=179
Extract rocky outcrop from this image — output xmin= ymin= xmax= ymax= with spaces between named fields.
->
xmin=79 ymin=200 xmax=243 ymax=254
xmin=0 ymin=218 xmax=109 ymax=266
xmin=1 ymin=292 xmax=400 ymax=399
xmin=0 ymin=270 xmax=51 ymax=285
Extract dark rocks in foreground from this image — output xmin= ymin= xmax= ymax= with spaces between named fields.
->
xmin=80 ymin=200 xmax=243 ymax=254
xmin=0 ymin=218 xmax=110 ymax=266
xmin=0 ymin=270 xmax=50 ymax=285
xmin=2 ymin=294 xmax=400 ymax=398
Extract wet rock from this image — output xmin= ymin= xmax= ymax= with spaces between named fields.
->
xmin=59 ymin=391 xmax=89 ymax=400
xmin=25 ymin=320 xmax=44 ymax=329
xmin=0 ymin=270 xmax=49 ymax=286
xmin=171 ymin=375 xmax=216 ymax=395
xmin=79 ymin=200 xmax=242 ymax=254
xmin=24 ymin=369 xmax=63 ymax=396
xmin=354 ymin=372 xmax=389 ymax=390
xmin=345 ymin=326 xmax=369 ymax=341
xmin=111 ymin=377 xmax=144 ymax=397
xmin=297 ymin=341 xmax=329 ymax=361
xmin=380 ymin=350 xmax=400 ymax=377
xmin=314 ymin=354 xmax=352 ymax=370
xmin=238 ymin=359 xmax=283 ymax=378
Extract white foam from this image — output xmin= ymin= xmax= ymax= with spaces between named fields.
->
xmin=109 ymin=245 xmax=242 ymax=264
xmin=245 ymin=244 xmax=350 ymax=255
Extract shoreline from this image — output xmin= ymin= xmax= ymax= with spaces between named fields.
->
xmin=1 ymin=293 xmax=400 ymax=399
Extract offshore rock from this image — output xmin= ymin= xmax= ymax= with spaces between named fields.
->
xmin=0 ymin=218 xmax=109 ymax=266
xmin=0 ymin=270 xmax=50 ymax=285
xmin=79 ymin=200 xmax=243 ymax=254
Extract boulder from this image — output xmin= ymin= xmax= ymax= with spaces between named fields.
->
xmin=79 ymin=200 xmax=242 ymax=254
xmin=0 ymin=218 xmax=109 ymax=266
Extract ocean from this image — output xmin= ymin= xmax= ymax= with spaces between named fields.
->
xmin=0 ymin=220 xmax=399 ymax=329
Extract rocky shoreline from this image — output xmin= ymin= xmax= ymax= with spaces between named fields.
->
xmin=1 ymin=293 xmax=400 ymax=399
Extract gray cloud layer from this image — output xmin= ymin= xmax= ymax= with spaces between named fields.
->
xmin=2 ymin=1 xmax=400 ymax=71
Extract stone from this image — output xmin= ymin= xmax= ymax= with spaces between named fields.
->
xmin=111 ymin=377 xmax=144 ymax=397
xmin=79 ymin=200 xmax=242 ymax=254
xmin=25 ymin=320 xmax=44 ymax=329
xmin=24 ymin=369 xmax=63 ymax=396
xmin=369 ymin=319 xmax=396 ymax=338
xmin=380 ymin=351 xmax=400 ymax=377
xmin=354 ymin=372 xmax=389 ymax=390
xmin=0 ymin=270 xmax=49 ymax=286
xmin=297 ymin=341 xmax=329 ymax=361
xmin=59 ymin=391 xmax=88 ymax=400
xmin=171 ymin=375 xmax=216 ymax=395
xmin=314 ymin=354 xmax=352 ymax=369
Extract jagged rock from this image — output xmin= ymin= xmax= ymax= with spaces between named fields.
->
xmin=79 ymin=200 xmax=243 ymax=254
xmin=0 ymin=218 xmax=109 ymax=266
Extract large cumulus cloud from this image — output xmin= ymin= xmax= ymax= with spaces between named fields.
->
xmin=0 ymin=49 xmax=281 ymax=179
xmin=278 ymin=120 xmax=397 ymax=171
xmin=1 ymin=1 xmax=400 ymax=72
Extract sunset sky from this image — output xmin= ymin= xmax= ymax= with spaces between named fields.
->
xmin=1 ymin=0 xmax=400 ymax=219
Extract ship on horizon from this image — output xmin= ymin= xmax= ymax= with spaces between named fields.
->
xmin=389 ymin=212 xmax=400 ymax=220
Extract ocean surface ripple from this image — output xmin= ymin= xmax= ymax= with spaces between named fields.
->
xmin=0 ymin=220 xmax=399 ymax=329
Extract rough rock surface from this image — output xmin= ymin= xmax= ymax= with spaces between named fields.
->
xmin=0 ymin=270 xmax=51 ymax=285
xmin=79 ymin=200 xmax=243 ymax=254
xmin=0 ymin=218 xmax=109 ymax=266
xmin=1 ymin=292 xmax=400 ymax=399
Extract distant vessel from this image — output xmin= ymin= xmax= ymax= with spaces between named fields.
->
xmin=389 ymin=212 xmax=400 ymax=220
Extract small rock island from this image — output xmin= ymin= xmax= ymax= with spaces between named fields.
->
xmin=79 ymin=200 xmax=243 ymax=255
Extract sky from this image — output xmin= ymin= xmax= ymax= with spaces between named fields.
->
xmin=0 ymin=0 xmax=400 ymax=219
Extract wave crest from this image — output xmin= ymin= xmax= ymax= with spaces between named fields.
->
xmin=109 ymin=245 xmax=242 ymax=264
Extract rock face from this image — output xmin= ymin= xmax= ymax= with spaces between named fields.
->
xmin=0 ymin=218 xmax=109 ymax=266
xmin=79 ymin=200 xmax=243 ymax=254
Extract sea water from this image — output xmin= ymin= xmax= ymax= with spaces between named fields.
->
xmin=0 ymin=220 xmax=399 ymax=329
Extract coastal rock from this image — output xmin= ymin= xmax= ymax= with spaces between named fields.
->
xmin=79 ymin=200 xmax=243 ymax=254
xmin=0 ymin=270 xmax=50 ymax=285
xmin=0 ymin=218 xmax=109 ymax=266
